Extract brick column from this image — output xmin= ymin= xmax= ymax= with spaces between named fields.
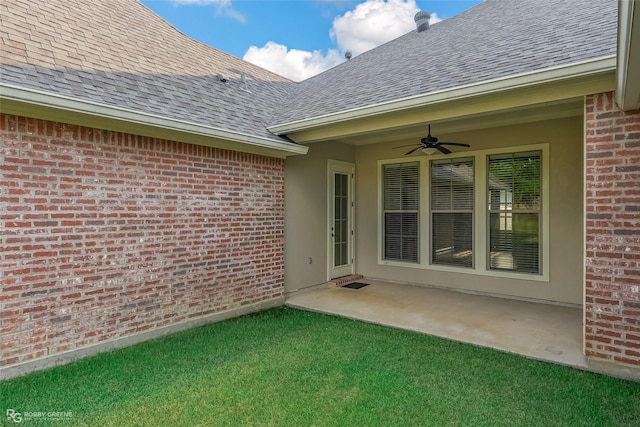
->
xmin=584 ymin=92 xmax=640 ymax=367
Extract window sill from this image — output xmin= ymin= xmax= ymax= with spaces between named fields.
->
xmin=378 ymin=260 xmax=550 ymax=283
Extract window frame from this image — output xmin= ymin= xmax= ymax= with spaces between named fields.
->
xmin=487 ymin=151 xmax=543 ymax=275
xmin=377 ymin=143 xmax=549 ymax=282
xmin=429 ymin=157 xmax=475 ymax=269
xmin=381 ymin=161 xmax=420 ymax=263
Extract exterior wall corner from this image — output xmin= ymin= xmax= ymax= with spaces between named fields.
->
xmin=584 ymin=91 xmax=640 ymax=367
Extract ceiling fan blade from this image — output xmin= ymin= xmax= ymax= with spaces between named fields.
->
xmin=436 ymin=145 xmax=452 ymax=155
xmin=393 ymin=144 xmax=420 ymax=149
xmin=405 ymin=147 xmax=422 ymax=155
xmin=438 ymin=142 xmax=471 ymax=147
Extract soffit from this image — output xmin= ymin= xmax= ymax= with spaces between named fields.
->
xmin=286 ymin=69 xmax=615 ymax=146
xmin=0 ymin=88 xmax=308 ymax=158
xmin=330 ymin=99 xmax=586 ymax=147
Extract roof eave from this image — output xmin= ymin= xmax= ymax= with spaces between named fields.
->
xmin=615 ymin=0 xmax=640 ymax=111
xmin=0 ymin=84 xmax=308 ymax=158
xmin=268 ymin=56 xmax=617 ymax=135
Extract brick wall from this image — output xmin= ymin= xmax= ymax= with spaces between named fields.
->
xmin=585 ymin=91 xmax=640 ymax=367
xmin=0 ymin=113 xmax=285 ymax=369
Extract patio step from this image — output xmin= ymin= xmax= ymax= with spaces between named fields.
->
xmin=328 ymin=275 xmax=364 ymax=287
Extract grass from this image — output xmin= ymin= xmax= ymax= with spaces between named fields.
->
xmin=2 ymin=307 xmax=639 ymax=426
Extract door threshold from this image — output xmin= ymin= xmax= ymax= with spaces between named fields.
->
xmin=328 ymin=274 xmax=364 ymax=287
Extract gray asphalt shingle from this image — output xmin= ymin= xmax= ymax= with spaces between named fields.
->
xmin=267 ymin=0 xmax=618 ymax=127
xmin=1 ymin=0 xmax=619 ymax=139
xmin=0 ymin=0 xmax=296 ymax=143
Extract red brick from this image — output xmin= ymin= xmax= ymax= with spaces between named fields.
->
xmin=624 ymin=349 xmax=640 ymax=358
xmin=585 ymin=92 xmax=640 ymax=367
xmin=0 ymin=113 xmax=285 ymax=369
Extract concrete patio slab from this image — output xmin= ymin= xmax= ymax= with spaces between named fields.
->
xmin=286 ymin=280 xmax=587 ymax=369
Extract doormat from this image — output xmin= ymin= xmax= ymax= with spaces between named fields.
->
xmin=330 ymin=274 xmax=364 ymax=286
xmin=342 ymin=282 xmax=370 ymax=290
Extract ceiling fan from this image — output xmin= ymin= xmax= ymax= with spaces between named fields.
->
xmin=395 ymin=125 xmax=470 ymax=155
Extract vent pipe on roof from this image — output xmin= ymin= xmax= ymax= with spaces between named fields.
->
xmin=414 ymin=11 xmax=431 ymax=32
xmin=240 ymin=72 xmax=250 ymax=91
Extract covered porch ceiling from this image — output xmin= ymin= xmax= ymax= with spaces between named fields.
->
xmin=280 ymin=60 xmax=615 ymax=147
xmin=320 ymin=97 xmax=585 ymax=147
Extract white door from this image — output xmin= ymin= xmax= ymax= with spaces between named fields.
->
xmin=328 ymin=161 xmax=355 ymax=279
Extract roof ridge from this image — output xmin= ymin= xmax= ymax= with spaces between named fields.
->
xmin=135 ymin=0 xmax=291 ymax=82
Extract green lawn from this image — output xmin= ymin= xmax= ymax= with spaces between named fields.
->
xmin=2 ymin=307 xmax=639 ymax=426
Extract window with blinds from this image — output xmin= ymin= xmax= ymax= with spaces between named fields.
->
xmin=488 ymin=151 xmax=541 ymax=274
xmin=382 ymin=162 xmax=419 ymax=263
xmin=430 ymin=158 xmax=474 ymax=268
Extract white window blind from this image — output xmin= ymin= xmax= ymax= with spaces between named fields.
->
xmin=382 ymin=162 xmax=419 ymax=263
xmin=430 ymin=158 xmax=474 ymax=268
xmin=488 ymin=151 xmax=541 ymax=274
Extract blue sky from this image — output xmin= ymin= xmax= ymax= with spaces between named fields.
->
xmin=141 ymin=0 xmax=483 ymax=81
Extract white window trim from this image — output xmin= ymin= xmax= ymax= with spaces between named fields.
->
xmin=429 ymin=157 xmax=475 ymax=269
xmin=378 ymin=157 xmax=424 ymax=264
xmin=377 ymin=143 xmax=550 ymax=282
xmin=379 ymin=160 xmax=421 ymax=263
xmin=327 ymin=159 xmax=356 ymax=280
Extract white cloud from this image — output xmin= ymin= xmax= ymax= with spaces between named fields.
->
xmin=172 ymin=0 xmax=245 ymax=24
xmin=331 ymin=0 xmax=440 ymax=56
xmin=242 ymin=0 xmax=442 ymax=81
xmin=243 ymin=42 xmax=343 ymax=82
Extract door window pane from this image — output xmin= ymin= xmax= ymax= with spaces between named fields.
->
xmin=334 ymin=173 xmax=349 ymax=267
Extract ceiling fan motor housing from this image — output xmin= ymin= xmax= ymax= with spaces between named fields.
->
xmin=394 ymin=124 xmax=470 ymax=155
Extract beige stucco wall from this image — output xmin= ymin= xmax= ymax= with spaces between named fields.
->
xmin=355 ymin=116 xmax=585 ymax=305
xmin=284 ymin=141 xmax=356 ymax=292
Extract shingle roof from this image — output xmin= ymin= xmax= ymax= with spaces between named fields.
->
xmin=0 ymin=0 xmax=619 ymax=140
xmin=0 ymin=0 xmax=295 ymax=143
xmin=268 ymin=0 xmax=618 ymax=128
